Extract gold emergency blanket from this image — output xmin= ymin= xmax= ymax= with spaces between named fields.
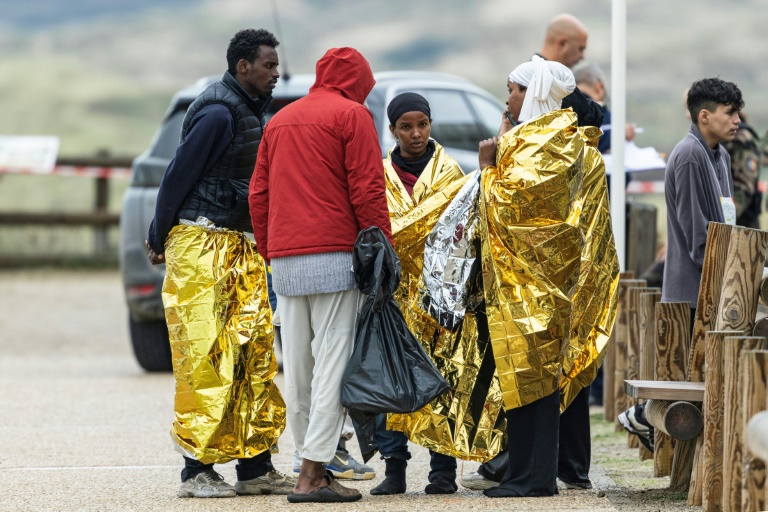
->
xmin=382 ymin=142 xmax=506 ymax=461
xmin=162 ymin=224 xmax=286 ymax=464
xmin=559 ymin=127 xmax=620 ymax=409
xmin=481 ymin=109 xmax=618 ymax=411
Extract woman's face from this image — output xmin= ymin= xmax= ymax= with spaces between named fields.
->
xmin=389 ymin=111 xmax=431 ymax=160
xmin=506 ymin=80 xmax=526 ymax=123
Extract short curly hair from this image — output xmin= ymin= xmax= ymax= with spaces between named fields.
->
xmin=226 ymin=29 xmax=279 ymax=76
xmin=687 ymin=78 xmax=743 ymax=125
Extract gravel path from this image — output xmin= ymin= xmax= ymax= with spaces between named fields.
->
xmin=0 ymin=270 xmax=696 ymax=511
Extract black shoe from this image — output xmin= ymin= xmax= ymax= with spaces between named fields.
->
xmin=425 ymin=477 xmax=457 ymax=494
xmin=370 ymin=458 xmax=407 ymax=495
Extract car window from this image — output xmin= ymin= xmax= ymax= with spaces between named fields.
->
xmin=416 ymin=89 xmax=487 ymax=152
xmin=467 ymin=93 xmax=504 ymax=138
xmin=150 ymin=109 xmax=186 ymax=159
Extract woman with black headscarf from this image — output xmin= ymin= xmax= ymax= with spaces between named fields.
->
xmin=371 ymin=92 xmax=465 ymax=496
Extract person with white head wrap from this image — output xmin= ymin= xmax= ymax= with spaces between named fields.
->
xmin=508 ymin=55 xmax=576 ymax=123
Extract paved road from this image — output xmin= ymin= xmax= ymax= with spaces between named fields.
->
xmin=0 ymin=270 xmax=617 ymax=511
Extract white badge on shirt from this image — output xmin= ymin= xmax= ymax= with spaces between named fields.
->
xmin=720 ymin=196 xmax=737 ymax=226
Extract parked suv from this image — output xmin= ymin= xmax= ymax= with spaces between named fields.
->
xmin=120 ymin=71 xmax=504 ymax=371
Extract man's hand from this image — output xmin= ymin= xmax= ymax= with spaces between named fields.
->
xmin=478 ymin=137 xmax=498 ymax=169
xmin=145 ymin=240 xmax=165 ymax=265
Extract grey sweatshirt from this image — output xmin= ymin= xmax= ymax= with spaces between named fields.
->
xmin=662 ymin=123 xmax=733 ymax=306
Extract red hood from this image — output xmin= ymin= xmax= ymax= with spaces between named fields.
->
xmin=309 ymin=47 xmax=375 ymax=103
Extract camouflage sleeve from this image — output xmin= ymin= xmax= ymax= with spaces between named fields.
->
xmin=726 ymin=132 xmax=760 ymax=217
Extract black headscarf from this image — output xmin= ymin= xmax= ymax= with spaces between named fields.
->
xmin=387 ymin=92 xmax=431 ymax=125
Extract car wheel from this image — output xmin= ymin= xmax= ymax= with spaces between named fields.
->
xmin=128 ymin=315 xmax=172 ymax=372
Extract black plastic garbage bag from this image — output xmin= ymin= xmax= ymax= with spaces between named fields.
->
xmin=342 ymin=227 xmax=450 ymax=461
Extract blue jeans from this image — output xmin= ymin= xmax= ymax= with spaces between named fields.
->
xmin=374 ymin=414 xmax=456 ymax=482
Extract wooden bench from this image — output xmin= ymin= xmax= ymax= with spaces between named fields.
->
xmin=624 ymin=379 xmax=705 ymax=402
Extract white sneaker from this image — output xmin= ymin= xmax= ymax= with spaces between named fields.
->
xmin=177 ymin=469 xmax=236 ymax=498
xmin=460 ymin=471 xmax=500 ymax=490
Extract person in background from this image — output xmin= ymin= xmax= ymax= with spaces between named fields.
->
xmin=146 ymin=28 xmax=295 ymax=499
xmin=573 ymin=63 xmax=636 ymax=155
xmin=250 ymin=47 xmax=392 ymax=504
xmin=535 ymin=13 xmax=604 ymax=127
xmin=619 ymin=77 xmax=743 ymax=449
xmin=722 ymin=111 xmax=762 ymax=229
xmin=370 ymin=92 xmax=462 ymax=496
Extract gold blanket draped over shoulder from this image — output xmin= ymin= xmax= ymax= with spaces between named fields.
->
xmin=481 ymin=110 xmax=618 ymax=412
xmin=162 ymin=224 xmax=286 ymax=464
xmin=383 ymin=141 xmax=507 ymax=462
xmin=385 ymin=112 xmax=619 ymax=461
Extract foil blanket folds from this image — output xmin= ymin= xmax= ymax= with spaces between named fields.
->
xmin=387 ymin=111 xmax=618 ymax=460
xmin=480 ymin=110 xmax=619 ymax=412
xmin=383 ymin=142 xmax=506 ymax=462
xmin=162 ymin=222 xmax=286 ymax=464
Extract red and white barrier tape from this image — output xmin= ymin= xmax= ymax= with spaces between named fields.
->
xmin=0 ymin=165 xmax=131 ymax=177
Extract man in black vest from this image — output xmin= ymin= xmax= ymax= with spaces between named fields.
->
xmin=147 ymin=28 xmax=295 ymax=499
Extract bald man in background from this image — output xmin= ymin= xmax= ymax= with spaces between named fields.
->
xmin=534 ymin=13 xmax=604 ymax=128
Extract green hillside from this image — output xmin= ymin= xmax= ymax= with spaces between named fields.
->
xmin=2 ymin=0 xmax=767 ymax=157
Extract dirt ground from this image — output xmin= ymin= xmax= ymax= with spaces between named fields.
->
xmin=0 ymin=270 xmax=699 ymax=511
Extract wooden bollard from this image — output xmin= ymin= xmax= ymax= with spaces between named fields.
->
xmin=688 ymin=222 xmax=734 ymax=383
xmin=722 ymin=338 xmax=767 ymax=512
xmin=640 ymin=291 xmax=662 ymax=466
xmin=645 ymin=399 xmax=703 ymax=441
xmin=603 ymin=327 xmax=616 ymax=421
xmin=752 ymin=307 xmax=768 ymax=338
xmin=690 ymin=225 xmax=768 ymax=506
xmin=741 ymin=351 xmax=768 ymax=512
xmin=680 ymin=223 xmax=733 ymax=498
xmin=605 ymin=271 xmax=636 ymax=421
xmin=627 ymin=285 xmax=652 ymax=449
xmin=639 ymin=291 xmax=662 ymax=383
xmin=654 ymin=301 xmax=690 ymax=477
xmin=686 ymin=330 xmax=742 ymax=499
xmin=614 ymin=279 xmax=646 ymax=432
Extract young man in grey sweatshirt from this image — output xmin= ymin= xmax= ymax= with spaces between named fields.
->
xmin=618 ymin=78 xmax=743 ymax=449
xmin=662 ymin=77 xmax=743 ymax=314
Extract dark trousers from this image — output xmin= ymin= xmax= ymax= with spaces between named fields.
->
xmin=479 ymin=386 xmax=592 ymax=488
xmin=374 ymin=413 xmax=457 ymax=481
xmin=492 ymin=389 xmax=560 ymax=496
xmin=181 ymin=450 xmax=274 ymax=482
xmin=557 ymin=384 xmax=591 ymax=486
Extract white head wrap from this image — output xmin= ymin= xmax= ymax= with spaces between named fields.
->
xmin=508 ymin=55 xmax=576 ymax=122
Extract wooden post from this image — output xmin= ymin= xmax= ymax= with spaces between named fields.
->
xmin=639 ymin=291 xmax=662 ymax=383
xmin=682 ymin=330 xmax=741 ymax=497
xmin=603 ymin=327 xmax=617 ymax=422
xmin=689 ymin=225 xmax=768 ymax=505
xmin=605 ymin=272 xmax=635 ymax=421
xmin=722 ymin=338 xmax=767 ymax=512
xmin=741 ymin=350 xmax=768 ymax=512
xmin=627 ymin=285 xmax=652 ymax=449
xmin=654 ymin=301 xmax=690 ymax=478
xmin=645 ymin=399 xmax=703 ymax=440
xmin=687 ymin=222 xmax=733 ymax=383
xmin=615 ymin=278 xmax=646 ymax=432
xmin=639 ymin=291 xmax=662 ymax=462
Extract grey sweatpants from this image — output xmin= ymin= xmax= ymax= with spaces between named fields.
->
xmin=277 ymin=288 xmax=363 ymax=463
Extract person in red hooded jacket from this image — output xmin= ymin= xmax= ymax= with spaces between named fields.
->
xmin=249 ymin=47 xmax=392 ymax=504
